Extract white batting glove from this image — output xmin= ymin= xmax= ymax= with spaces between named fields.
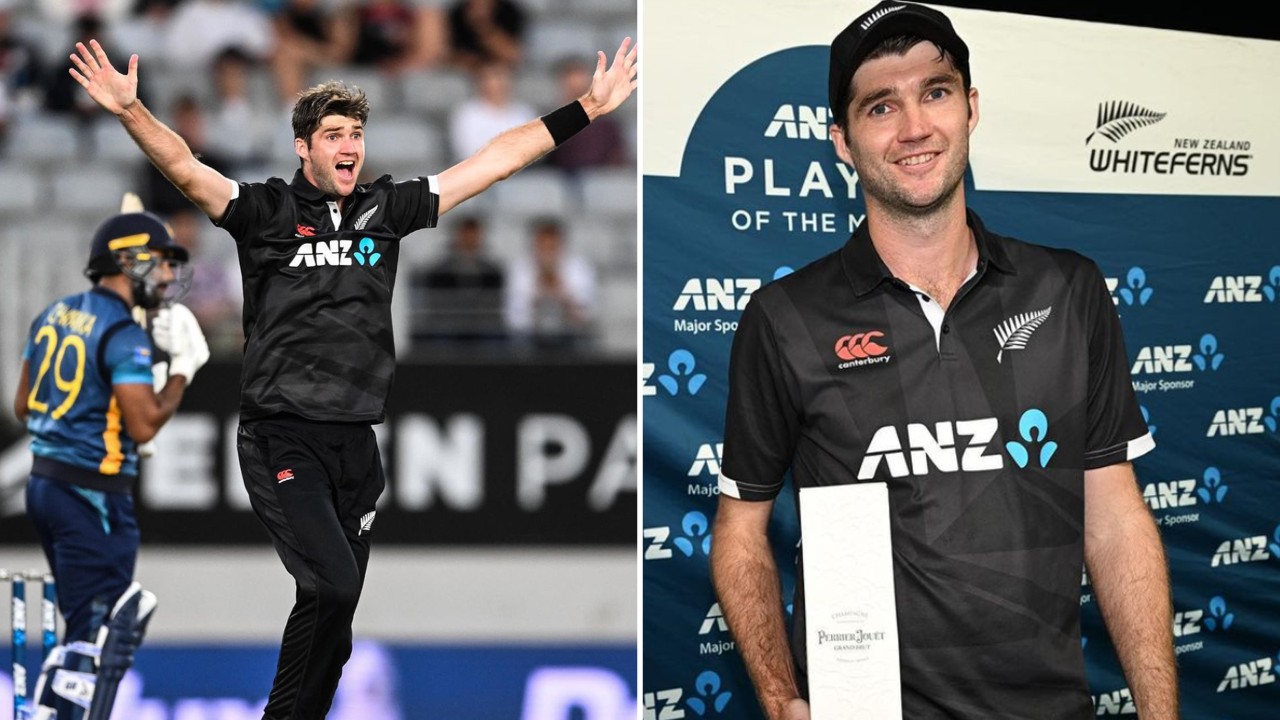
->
xmin=138 ymin=340 xmax=175 ymax=460
xmin=150 ymin=306 xmax=174 ymax=354
xmin=138 ymin=364 xmax=163 ymax=458
xmin=150 ymin=360 xmax=168 ymax=391
xmin=161 ymin=303 xmax=210 ymax=383
xmin=135 ymin=309 xmax=163 ymax=460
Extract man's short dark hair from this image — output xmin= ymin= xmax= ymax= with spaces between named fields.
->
xmin=291 ymin=81 xmax=370 ymax=142
xmin=861 ymin=34 xmax=969 ymax=90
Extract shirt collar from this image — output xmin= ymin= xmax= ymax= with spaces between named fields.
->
xmin=90 ymin=285 xmax=133 ymax=312
xmin=840 ymin=208 xmax=1016 ymax=297
xmin=290 ymin=169 xmax=329 ymax=202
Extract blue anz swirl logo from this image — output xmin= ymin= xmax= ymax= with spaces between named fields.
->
xmin=1005 ymin=409 xmax=1058 ymax=469
xmin=354 ymin=237 xmax=381 ymax=267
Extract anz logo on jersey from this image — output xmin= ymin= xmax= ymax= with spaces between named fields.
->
xmin=288 ymin=237 xmax=382 ymax=268
xmin=857 ymin=409 xmax=1059 ymax=480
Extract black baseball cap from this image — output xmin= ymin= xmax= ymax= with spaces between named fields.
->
xmin=829 ymin=1 xmax=970 ymax=126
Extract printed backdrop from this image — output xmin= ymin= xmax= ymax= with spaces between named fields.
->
xmin=641 ymin=2 xmax=1280 ymax=718
xmin=1 ymin=361 xmax=634 ymax=545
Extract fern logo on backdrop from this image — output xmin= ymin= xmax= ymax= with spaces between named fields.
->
xmin=1086 ymin=101 xmax=1166 ymax=144
xmin=1085 ymin=101 xmax=1252 ymax=176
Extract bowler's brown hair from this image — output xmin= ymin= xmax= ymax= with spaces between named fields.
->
xmin=291 ymin=81 xmax=370 ymax=143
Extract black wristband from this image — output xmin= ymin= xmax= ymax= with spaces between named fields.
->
xmin=541 ymin=100 xmax=591 ymax=147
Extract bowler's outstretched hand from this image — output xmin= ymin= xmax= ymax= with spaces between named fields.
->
xmin=69 ymin=39 xmax=138 ymax=116
xmin=582 ymin=37 xmax=638 ymax=118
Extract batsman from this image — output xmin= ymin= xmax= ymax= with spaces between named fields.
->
xmin=13 ymin=199 xmax=208 ymax=720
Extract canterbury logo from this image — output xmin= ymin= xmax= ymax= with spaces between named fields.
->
xmin=835 ymin=331 xmax=889 ymax=361
xmin=994 ymin=307 xmax=1052 ymax=363
xmin=359 ymin=511 xmax=376 ymax=535
xmin=860 ymin=5 xmax=905 ymax=30
xmin=354 ymin=205 xmax=379 ymax=231
xmin=276 ymin=468 xmax=294 ymax=483
xmin=1086 ymin=101 xmax=1166 ymax=144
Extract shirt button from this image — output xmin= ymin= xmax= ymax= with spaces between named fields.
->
xmin=941 ymin=324 xmax=951 ymax=334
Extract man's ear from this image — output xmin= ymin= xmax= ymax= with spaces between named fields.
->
xmin=830 ymin=123 xmax=856 ymax=170
xmin=967 ymin=86 xmax=980 ymax=135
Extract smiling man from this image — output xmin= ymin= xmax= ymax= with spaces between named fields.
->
xmin=709 ymin=3 xmax=1177 ymax=719
xmin=69 ymin=34 xmax=635 ymax=720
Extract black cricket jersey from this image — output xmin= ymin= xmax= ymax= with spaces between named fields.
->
xmin=217 ymin=170 xmax=439 ymax=423
xmin=719 ymin=210 xmax=1153 ymax=719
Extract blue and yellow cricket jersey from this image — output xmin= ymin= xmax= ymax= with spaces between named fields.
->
xmin=23 ymin=287 xmax=153 ymax=490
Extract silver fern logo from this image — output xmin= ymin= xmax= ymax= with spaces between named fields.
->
xmin=994 ymin=307 xmax=1052 ymax=364
xmin=860 ymin=5 xmax=905 ymax=30
xmin=354 ymin=205 xmax=379 ymax=231
xmin=359 ymin=511 xmax=376 ymax=535
xmin=1086 ymin=101 xmax=1165 ymax=144
xmin=1086 ymin=102 xmax=1252 ymax=176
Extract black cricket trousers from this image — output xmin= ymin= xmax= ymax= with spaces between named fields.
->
xmin=237 ymin=417 xmax=384 ymax=720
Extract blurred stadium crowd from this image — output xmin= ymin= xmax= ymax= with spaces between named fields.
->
xmin=0 ymin=0 xmax=637 ymax=398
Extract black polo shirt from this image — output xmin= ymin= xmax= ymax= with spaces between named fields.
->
xmin=720 ymin=209 xmax=1153 ymax=720
xmin=217 ymin=170 xmax=439 ymax=423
